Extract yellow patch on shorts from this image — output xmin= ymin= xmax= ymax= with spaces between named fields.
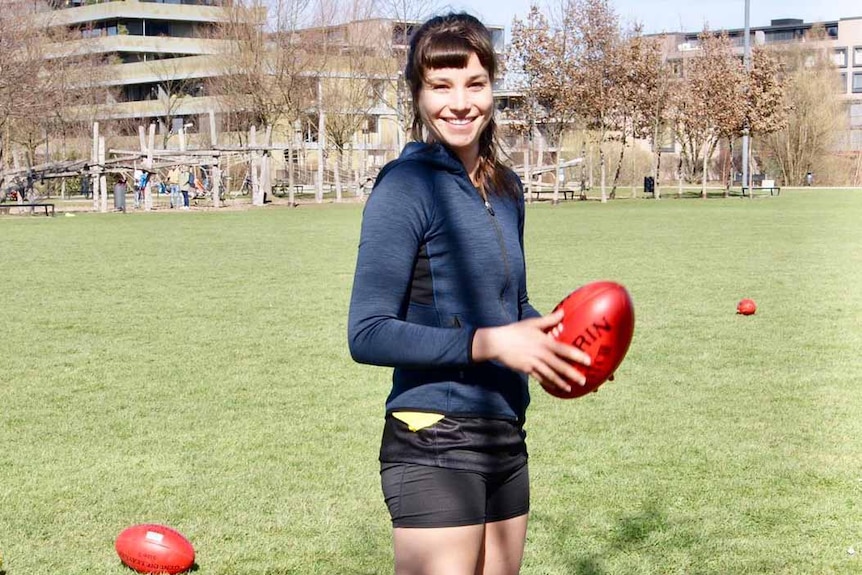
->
xmin=392 ymin=411 xmax=445 ymax=432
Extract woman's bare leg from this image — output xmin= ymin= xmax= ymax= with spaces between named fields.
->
xmin=475 ymin=514 xmax=528 ymax=575
xmin=393 ymin=524 xmax=485 ymax=575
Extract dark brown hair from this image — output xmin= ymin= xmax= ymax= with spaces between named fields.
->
xmin=404 ymin=13 xmax=517 ymax=198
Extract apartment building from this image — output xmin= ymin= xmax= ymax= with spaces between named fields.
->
xmin=657 ymin=15 xmax=862 ymax=151
xmin=37 ymin=0 xmax=241 ymax=136
xmin=34 ymin=5 xmax=505 ymax=165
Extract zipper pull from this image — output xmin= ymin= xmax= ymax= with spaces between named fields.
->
xmin=484 ymin=200 xmax=495 ymax=216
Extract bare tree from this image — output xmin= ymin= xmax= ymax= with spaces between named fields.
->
xmin=145 ymin=58 xmax=206 ymax=149
xmin=210 ymin=0 xmax=317 ymax=203
xmin=568 ymin=0 xmax=623 ymax=203
xmin=609 ymin=25 xmax=665 ymax=198
xmin=759 ymin=28 xmax=838 ymax=186
xmin=0 ymin=1 xmax=55 ymax=175
xmin=670 ymin=29 xmax=746 ymax=198
xmin=372 ymin=0 xmax=442 ymax=150
xmin=509 ymin=3 xmax=583 ymax=205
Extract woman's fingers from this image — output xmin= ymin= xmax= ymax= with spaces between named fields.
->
xmin=525 ymin=309 xmax=564 ymax=332
xmin=550 ymin=339 xmax=592 ymax=370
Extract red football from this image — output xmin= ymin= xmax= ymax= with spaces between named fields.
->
xmin=737 ymin=298 xmax=757 ymax=315
xmin=115 ymin=524 xmax=195 ymax=574
xmin=549 ymin=281 xmax=635 ymax=398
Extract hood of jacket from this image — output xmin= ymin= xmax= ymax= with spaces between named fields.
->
xmin=374 ymin=142 xmax=466 ymax=186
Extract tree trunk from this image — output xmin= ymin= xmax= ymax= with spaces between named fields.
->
xmin=524 ymin=133 xmax=532 ymax=204
xmin=701 ymin=142 xmax=709 ymax=199
xmin=334 ymin=147 xmax=343 ymax=203
xmin=552 ymin=141 xmax=562 ymax=206
xmin=610 ymin=134 xmax=626 ymax=199
xmin=725 ymin=137 xmax=733 ymax=197
xmin=600 ymin=148 xmax=607 ymax=203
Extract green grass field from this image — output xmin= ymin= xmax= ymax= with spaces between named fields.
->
xmin=1 ymin=190 xmax=861 ymax=574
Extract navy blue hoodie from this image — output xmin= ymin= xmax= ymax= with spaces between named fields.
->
xmin=348 ymin=142 xmax=541 ymax=422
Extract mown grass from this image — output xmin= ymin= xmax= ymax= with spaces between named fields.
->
xmin=1 ymin=190 xmax=860 ymax=574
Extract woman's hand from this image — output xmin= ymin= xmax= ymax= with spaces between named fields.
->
xmin=472 ymin=309 xmax=591 ymax=395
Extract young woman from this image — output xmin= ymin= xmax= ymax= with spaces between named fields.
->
xmin=348 ymin=13 xmax=591 ymax=575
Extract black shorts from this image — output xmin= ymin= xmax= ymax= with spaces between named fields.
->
xmin=379 ymin=415 xmax=530 ymax=528
xmin=381 ymin=461 xmax=529 ymax=528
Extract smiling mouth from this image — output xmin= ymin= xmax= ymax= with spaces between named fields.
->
xmin=443 ymin=118 xmax=476 ymax=126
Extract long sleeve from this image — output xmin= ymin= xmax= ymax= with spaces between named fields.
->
xmin=347 ymin=164 xmax=474 ymax=368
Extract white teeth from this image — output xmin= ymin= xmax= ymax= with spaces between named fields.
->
xmin=446 ymin=118 xmax=472 ymax=125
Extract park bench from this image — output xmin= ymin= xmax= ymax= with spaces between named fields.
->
xmin=0 ymin=202 xmax=55 ymax=216
xmin=530 ymin=186 xmax=576 ymax=201
xmin=742 ymin=178 xmax=781 ymax=196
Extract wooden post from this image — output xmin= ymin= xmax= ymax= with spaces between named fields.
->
xmin=317 ymin=112 xmax=326 ymax=204
xmin=209 ymin=110 xmax=220 ymax=209
xmin=91 ymin=122 xmax=99 ymax=211
xmin=211 ymin=158 xmax=221 ymax=209
xmin=98 ymin=137 xmax=108 ymax=213
xmin=317 ymin=78 xmax=325 ymax=204
xmin=209 ymin=109 xmax=217 ymax=148
xmin=262 ymin=125 xmax=273 ymax=203
xmin=250 ymin=126 xmax=262 ymax=206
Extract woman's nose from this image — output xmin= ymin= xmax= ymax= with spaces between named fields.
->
xmin=449 ymin=87 xmax=469 ymax=111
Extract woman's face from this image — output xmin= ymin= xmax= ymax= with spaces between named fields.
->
xmin=418 ymin=52 xmax=493 ymax=166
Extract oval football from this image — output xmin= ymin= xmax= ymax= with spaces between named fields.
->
xmin=736 ymin=298 xmax=756 ymax=315
xmin=550 ymin=281 xmax=635 ymax=398
xmin=115 ymin=524 xmax=195 ymax=575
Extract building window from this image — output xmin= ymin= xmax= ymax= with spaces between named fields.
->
xmin=368 ymin=80 xmax=385 ymax=105
xmin=855 ymin=47 xmax=862 ymax=67
xmin=302 ymin=114 xmax=319 ymax=143
xmin=658 ymin=125 xmax=675 ymax=153
xmin=833 ymin=48 xmax=848 ymax=68
xmin=839 ymin=73 xmax=847 ymax=93
xmin=854 ymin=72 xmax=862 ymax=93
xmin=850 ymin=103 xmax=862 ymax=127
xmin=363 ymin=115 xmax=378 ymax=135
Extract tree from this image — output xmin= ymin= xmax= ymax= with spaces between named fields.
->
xmin=509 ymin=3 xmax=583 ymax=205
xmin=372 ymin=0 xmax=442 ymax=151
xmin=670 ymin=29 xmax=746 ymax=198
xmin=211 ymin=0 xmax=317 ymax=202
xmin=147 ymin=58 xmax=205 ymax=149
xmin=317 ymin=0 xmax=383 ymax=201
xmin=759 ymin=28 xmax=840 ymax=186
xmin=610 ymin=26 xmax=666 ymax=198
xmin=569 ymin=0 xmax=623 ymax=203
xmin=0 ymin=1 xmax=55 ymax=174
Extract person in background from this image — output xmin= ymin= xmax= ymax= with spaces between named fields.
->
xmin=133 ymin=167 xmax=144 ymax=208
xmin=179 ymin=165 xmax=191 ymax=210
xmin=347 ymin=13 xmax=590 ymax=575
xmin=167 ymin=165 xmax=181 ymax=208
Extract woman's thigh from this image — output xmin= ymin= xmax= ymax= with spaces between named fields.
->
xmin=393 ymin=524 xmax=485 ymax=575
xmin=478 ymin=514 xmax=529 ymax=575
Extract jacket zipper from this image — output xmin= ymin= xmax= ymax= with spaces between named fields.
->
xmin=483 ymin=198 xmax=512 ymax=304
